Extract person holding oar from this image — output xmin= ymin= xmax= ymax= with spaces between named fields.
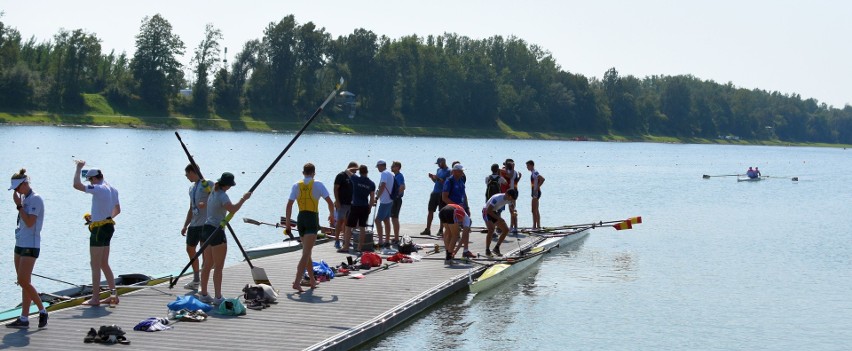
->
xmin=180 ymin=164 xmax=211 ymax=290
xmin=198 ymin=172 xmax=251 ymax=305
xmin=483 ymin=188 xmax=518 ymax=257
xmin=7 ymin=169 xmax=48 ymax=328
xmin=73 ymin=160 xmax=120 ymax=307
xmin=284 ymin=163 xmax=334 ymax=292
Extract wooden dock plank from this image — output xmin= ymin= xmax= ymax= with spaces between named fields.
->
xmin=1 ymin=224 xmax=537 ymax=350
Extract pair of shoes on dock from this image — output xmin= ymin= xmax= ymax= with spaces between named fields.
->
xmin=5 ymin=312 xmax=47 ymax=329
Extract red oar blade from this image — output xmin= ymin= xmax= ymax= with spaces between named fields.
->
xmin=613 ymin=220 xmax=633 ymax=230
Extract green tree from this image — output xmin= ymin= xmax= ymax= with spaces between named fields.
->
xmin=190 ymin=23 xmax=223 ymax=115
xmin=131 ymin=14 xmax=185 ymax=113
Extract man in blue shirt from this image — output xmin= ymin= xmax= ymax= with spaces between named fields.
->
xmin=442 ymin=163 xmax=473 ymax=258
xmin=421 ymin=157 xmax=450 ymax=236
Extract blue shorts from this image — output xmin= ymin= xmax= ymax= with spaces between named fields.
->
xmin=375 ymin=203 xmax=392 ymax=221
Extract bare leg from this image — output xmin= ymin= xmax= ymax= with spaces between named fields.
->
xmin=200 ymin=246 xmax=213 ymax=297
xmin=496 ymin=220 xmax=510 ymax=247
xmin=382 ymin=219 xmax=391 ymax=243
xmin=425 ymin=211 xmax=434 ymax=231
xmin=186 ymin=245 xmax=200 ymax=281
xmin=485 ymin=221 xmax=495 ymax=249
xmin=342 ymin=226 xmax=352 ymax=250
xmin=211 ymin=243 xmax=227 ymax=299
xmin=301 ymin=235 xmax=318 ymax=289
xmin=392 ymin=217 xmax=400 ymax=241
xmin=15 ymin=255 xmax=45 ymax=317
xmin=84 ymin=246 xmax=104 ymax=305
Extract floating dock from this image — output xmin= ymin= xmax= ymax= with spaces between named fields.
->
xmin=1 ymin=224 xmax=538 ymax=350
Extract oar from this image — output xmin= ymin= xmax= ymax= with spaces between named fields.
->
xmin=243 ymin=217 xmax=283 ymax=228
xmin=32 ymin=273 xmax=86 ymax=288
xmin=702 ymin=174 xmax=741 ymax=179
xmin=524 ymin=216 xmax=642 ymax=233
xmin=170 ymin=77 xmax=345 ymax=289
xmin=763 ymin=175 xmax=799 ymax=181
xmin=175 ymin=131 xmax=273 ymax=287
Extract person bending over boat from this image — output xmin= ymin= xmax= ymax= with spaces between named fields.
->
xmin=198 ymin=172 xmax=251 ymax=305
xmin=438 ymin=203 xmax=471 ymax=264
xmin=343 ymin=165 xmax=375 ymax=253
xmin=285 ymin=163 xmax=334 ymax=293
xmin=746 ymin=167 xmax=757 ymax=179
xmin=483 ymin=189 xmax=518 ymax=257
xmin=73 ymin=160 xmax=120 ymax=307
xmin=526 ymin=160 xmax=545 ymax=230
xmin=7 ymin=169 xmax=48 ymax=328
xmin=180 ymin=164 xmax=211 ymax=290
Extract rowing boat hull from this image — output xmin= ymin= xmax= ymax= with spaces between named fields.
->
xmin=245 ymin=236 xmax=332 ymax=259
xmin=737 ymin=176 xmax=764 ymax=182
xmin=535 ymin=226 xmax=593 ymax=252
xmin=469 ymin=248 xmax=547 ymax=294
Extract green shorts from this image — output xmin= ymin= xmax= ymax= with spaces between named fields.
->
xmin=14 ymin=246 xmax=40 ymax=258
xmin=186 ymin=226 xmax=203 ymax=246
xmin=89 ymin=223 xmax=115 ymax=247
xmin=297 ymin=211 xmax=320 ymax=235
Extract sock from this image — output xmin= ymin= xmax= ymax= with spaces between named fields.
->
xmin=19 ymin=316 xmax=28 ymax=322
xmin=39 ymin=309 xmax=46 ymax=314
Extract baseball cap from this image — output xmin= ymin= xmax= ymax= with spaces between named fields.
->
xmin=452 ymin=164 xmax=464 ymax=171
xmin=376 ymin=159 xmax=387 ymax=167
xmin=81 ymin=168 xmax=101 ymax=178
xmin=435 ymin=157 xmax=446 ymax=164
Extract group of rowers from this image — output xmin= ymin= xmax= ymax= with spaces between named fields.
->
xmin=746 ymin=167 xmax=762 ymax=179
xmin=5 ymin=155 xmax=545 ymax=328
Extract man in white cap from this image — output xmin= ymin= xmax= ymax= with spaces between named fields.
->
xmin=73 ymin=160 xmax=121 ymax=307
xmin=374 ymin=160 xmax=394 ymax=248
xmin=442 ymin=163 xmax=474 ymax=259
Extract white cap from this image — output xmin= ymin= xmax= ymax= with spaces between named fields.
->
xmin=8 ymin=178 xmax=25 ymax=191
xmin=452 ymin=164 xmax=464 ymax=171
xmin=82 ymin=168 xmax=101 ymax=178
xmin=376 ymin=160 xmax=387 ymax=167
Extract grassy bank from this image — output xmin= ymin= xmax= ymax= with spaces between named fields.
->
xmin=1 ymin=111 xmax=849 ymax=149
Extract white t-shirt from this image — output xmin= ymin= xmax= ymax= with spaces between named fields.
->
xmin=484 ymin=193 xmax=513 ymax=212
xmin=16 ymin=191 xmax=44 ymax=248
xmin=377 ymin=170 xmax=394 ymax=204
xmin=85 ymin=181 xmax=119 ymax=221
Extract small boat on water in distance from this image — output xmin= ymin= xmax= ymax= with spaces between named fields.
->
xmin=737 ymin=176 xmax=765 ymax=182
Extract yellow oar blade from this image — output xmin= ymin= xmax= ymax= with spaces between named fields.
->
xmin=629 ymin=216 xmax=642 ymax=224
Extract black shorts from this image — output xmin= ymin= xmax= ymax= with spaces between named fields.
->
xmin=186 ymin=226 xmax=203 ymax=246
xmin=427 ymin=192 xmax=444 ymax=212
xmin=438 ymin=206 xmax=455 ymax=224
xmin=89 ymin=224 xmax=115 ymax=247
xmin=532 ymin=189 xmax=542 ymax=199
xmin=348 ymin=205 xmax=371 ymax=227
xmin=201 ymin=224 xmax=227 ymax=246
xmin=390 ymin=197 xmax=403 ymax=218
xmin=14 ymin=246 xmax=40 ymax=258
xmin=297 ymin=211 xmax=320 ymax=236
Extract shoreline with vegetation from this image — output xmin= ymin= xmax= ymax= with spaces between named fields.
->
xmin=2 ymin=112 xmax=848 ymax=149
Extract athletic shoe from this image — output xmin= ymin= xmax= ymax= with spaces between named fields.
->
xmin=212 ymin=297 xmax=224 ymax=306
xmin=197 ymin=293 xmax=214 ymax=304
xmin=6 ymin=318 xmax=28 ymax=328
xmin=336 ymin=248 xmax=349 ymax=253
xmin=183 ymin=280 xmax=200 ymax=290
xmin=38 ymin=311 xmax=48 ymax=328
xmin=510 ymin=228 xmax=519 ymax=235
xmin=462 ymin=251 xmax=476 ymax=259
xmin=437 ymin=228 xmax=444 ymax=237
xmin=493 ymin=247 xmax=502 ymax=257
xmin=334 ymin=240 xmax=342 ymax=249
xmin=485 ymin=249 xmax=493 ymax=257
xmin=420 ymin=228 xmax=431 ymax=236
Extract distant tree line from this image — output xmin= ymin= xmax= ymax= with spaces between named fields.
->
xmin=1 ymin=13 xmax=851 ymax=143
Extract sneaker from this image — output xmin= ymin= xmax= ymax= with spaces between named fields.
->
xmin=485 ymin=249 xmax=493 ymax=257
xmin=437 ymin=228 xmax=444 ymax=237
xmin=183 ymin=280 xmax=200 ymax=290
xmin=197 ymin=293 xmax=214 ymax=304
xmin=391 ymin=239 xmax=399 ymax=248
xmin=212 ymin=297 xmax=224 ymax=306
xmin=38 ymin=311 xmax=48 ymax=328
xmin=510 ymin=228 xmax=519 ymax=235
xmin=462 ymin=251 xmax=476 ymax=259
xmin=6 ymin=318 xmax=28 ymax=328
xmin=493 ymin=247 xmax=502 ymax=257
xmin=420 ymin=228 xmax=431 ymax=236
xmin=334 ymin=240 xmax=342 ymax=249
xmin=336 ymin=248 xmax=349 ymax=253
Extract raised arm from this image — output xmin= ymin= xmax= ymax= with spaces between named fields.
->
xmin=73 ymin=160 xmax=86 ymax=192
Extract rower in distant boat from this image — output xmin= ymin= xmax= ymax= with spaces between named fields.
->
xmin=754 ymin=167 xmax=761 ymax=177
xmin=746 ymin=167 xmax=757 ymax=179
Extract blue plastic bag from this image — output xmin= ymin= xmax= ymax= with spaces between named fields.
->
xmin=312 ymin=260 xmax=335 ymax=280
xmin=167 ymin=295 xmax=213 ymax=312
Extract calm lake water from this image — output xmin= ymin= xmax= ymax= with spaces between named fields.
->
xmin=1 ymin=126 xmax=850 ymax=350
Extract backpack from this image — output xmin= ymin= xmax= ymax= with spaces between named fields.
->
xmin=217 ymin=297 xmax=246 ymax=316
xmin=486 ymin=174 xmax=501 ymax=201
xmin=243 ymin=283 xmax=278 ymax=303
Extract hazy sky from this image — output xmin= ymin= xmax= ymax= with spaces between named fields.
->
xmin=2 ymin=0 xmax=850 ymax=107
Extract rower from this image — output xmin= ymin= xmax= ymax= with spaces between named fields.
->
xmin=482 ymin=189 xmax=518 ymax=257
xmin=746 ymin=167 xmax=757 ymax=179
